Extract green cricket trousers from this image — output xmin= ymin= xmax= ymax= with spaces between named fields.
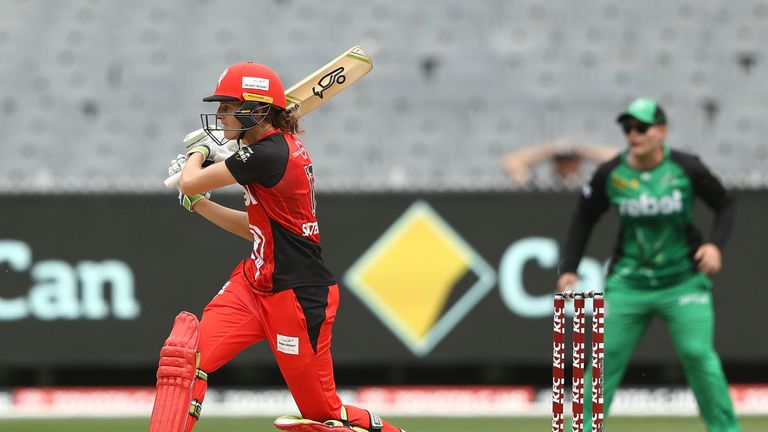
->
xmin=580 ymin=272 xmax=740 ymax=432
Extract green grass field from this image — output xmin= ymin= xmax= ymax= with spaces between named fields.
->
xmin=0 ymin=416 xmax=766 ymax=431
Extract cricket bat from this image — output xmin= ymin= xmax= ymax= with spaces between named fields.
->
xmin=164 ymin=45 xmax=373 ymax=189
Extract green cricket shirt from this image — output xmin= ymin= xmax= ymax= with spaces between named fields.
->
xmin=560 ymin=146 xmax=735 ymax=289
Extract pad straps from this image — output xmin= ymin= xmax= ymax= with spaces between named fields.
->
xmin=188 ymin=353 xmax=208 ymax=420
xmin=339 ymin=405 xmax=351 ymax=427
xmin=367 ymin=410 xmax=384 ymax=432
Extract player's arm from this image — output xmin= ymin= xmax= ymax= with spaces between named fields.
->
xmin=503 ymin=142 xmax=562 ymax=183
xmin=574 ymin=144 xmax=620 ymax=162
xmin=189 ymin=199 xmax=251 ymax=241
xmin=677 ymin=153 xmax=735 ymax=274
xmin=170 ymin=151 xmax=250 ymax=241
xmin=180 ymin=138 xmax=287 ymax=240
xmin=557 ymin=159 xmax=616 ymax=291
xmin=179 ymin=152 xmax=238 ymax=196
xmin=689 ymin=159 xmax=735 ymax=251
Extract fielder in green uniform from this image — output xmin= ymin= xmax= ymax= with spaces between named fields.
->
xmin=557 ymin=98 xmax=739 ymax=432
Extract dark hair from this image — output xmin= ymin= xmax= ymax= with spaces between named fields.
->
xmin=266 ymin=106 xmax=303 ymax=135
xmin=553 ymin=152 xmax=581 ymax=162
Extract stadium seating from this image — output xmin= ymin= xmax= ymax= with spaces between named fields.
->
xmin=1 ymin=0 xmax=766 ymax=191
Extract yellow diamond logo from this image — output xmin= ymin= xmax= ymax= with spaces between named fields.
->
xmin=344 ymin=201 xmax=496 ymax=356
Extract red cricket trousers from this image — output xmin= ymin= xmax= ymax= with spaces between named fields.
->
xmin=185 ymin=264 xmax=398 ymax=432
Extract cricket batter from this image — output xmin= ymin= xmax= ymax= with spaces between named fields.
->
xmin=557 ymin=98 xmax=740 ymax=432
xmin=148 ymin=62 xmax=405 ymax=432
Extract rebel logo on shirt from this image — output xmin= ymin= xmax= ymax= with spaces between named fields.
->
xmin=618 ymin=189 xmax=683 ymax=217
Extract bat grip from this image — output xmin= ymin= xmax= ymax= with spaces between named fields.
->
xmin=164 ymin=172 xmax=181 ymax=189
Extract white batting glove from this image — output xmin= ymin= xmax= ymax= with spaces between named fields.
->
xmin=184 ymin=129 xmax=237 ymax=162
xmin=186 ymin=141 xmax=215 ymax=162
xmin=178 ymin=189 xmax=210 ymax=212
xmin=168 ymin=154 xmax=186 ymax=177
xmin=184 ymin=127 xmax=217 ymax=161
xmin=186 ymin=139 xmax=238 ymax=163
xmin=218 ymin=138 xmax=240 ymax=159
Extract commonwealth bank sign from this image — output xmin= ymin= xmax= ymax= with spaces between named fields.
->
xmin=344 ymin=201 xmax=496 ymax=357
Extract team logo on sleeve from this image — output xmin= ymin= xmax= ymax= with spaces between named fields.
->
xmin=235 ymin=147 xmax=254 ymax=163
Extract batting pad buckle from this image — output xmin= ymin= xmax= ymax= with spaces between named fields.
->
xmin=196 ymin=365 xmax=208 ymax=381
xmin=188 ymin=399 xmax=203 ymax=419
xmin=366 ymin=410 xmax=383 ymax=432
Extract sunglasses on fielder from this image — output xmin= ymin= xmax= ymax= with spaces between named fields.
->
xmin=621 ymin=122 xmax=652 ymax=135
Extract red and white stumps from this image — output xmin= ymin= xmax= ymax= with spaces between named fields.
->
xmin=552 ymin=296 xmax=566 ymax=432
xmin=553 ymin=291 xmax=604 ymax=432
xmin=572 ymin=296 xmax=586 ymax=432
xmin=591 ymin=295 xmax=605 ymax=432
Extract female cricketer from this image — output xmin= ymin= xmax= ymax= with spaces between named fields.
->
xmin=148 ymin=62 xmax=404 ymax=432
xmin=557 ymin=98 xmax=740 ymax=432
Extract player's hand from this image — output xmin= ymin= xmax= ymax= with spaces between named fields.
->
xmin=503 ymin=159 xmax=532 ymax=185
xmin=186 ymin=141 xmax=236 ymax=164
xmin=185 ymin=131 xmax=237 ymax=163
xmin=178 ymin=189 xmax=210 ymax=212
xmin=168 ymin=154 xmax=186 ymax=177
xmin=556 ymin=272 xmax=578 ymax=293
xmin=186 ymin=141 xmax=216 ymax=162
xmin=694 ymin=243 xmax=722 ymax=275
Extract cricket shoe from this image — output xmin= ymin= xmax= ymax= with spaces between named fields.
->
xmin=273 ymin=415 xmax=366 ymax=432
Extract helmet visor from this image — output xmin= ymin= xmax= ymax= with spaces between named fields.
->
xmin=199 ymin=102 xmax=271 ymax=144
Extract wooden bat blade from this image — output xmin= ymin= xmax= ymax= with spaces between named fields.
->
xmin=285 ymin=45 xmax=373 ymax=117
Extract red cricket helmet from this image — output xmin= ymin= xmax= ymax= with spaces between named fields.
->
xmin=200 ymin=63 xmax=287 ymax=142
xmin=203 ymin=62 xmax=286 ymax=109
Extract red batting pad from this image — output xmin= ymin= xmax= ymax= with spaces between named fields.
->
xmin=149 ymin=312 xmax=200 ymax=432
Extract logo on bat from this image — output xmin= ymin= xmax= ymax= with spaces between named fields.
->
xmin=312 ymin=67 xmax=347 ymax=99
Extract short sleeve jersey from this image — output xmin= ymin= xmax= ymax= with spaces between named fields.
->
xmin=224 ymin=130 xmax=336 ymax=292
xmin=561 ymin=146 xmax=734 ymax=289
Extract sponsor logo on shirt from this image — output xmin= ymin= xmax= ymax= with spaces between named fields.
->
xmin=618 ymin=189 xmax=683 ymax=217
xmin=236 ymin=147 xmax=254 ymax=163
xmin=612 ymin=175 xmax=640 ymax=191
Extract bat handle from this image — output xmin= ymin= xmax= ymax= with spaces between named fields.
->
xmin=164 ymin=172 xmax=181 ymax=189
